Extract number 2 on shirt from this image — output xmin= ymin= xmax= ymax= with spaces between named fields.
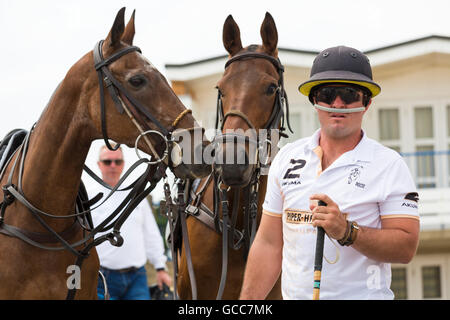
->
xmin=283 ymin=159 xmax=306 ymax=179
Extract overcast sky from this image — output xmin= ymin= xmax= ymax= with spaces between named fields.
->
xmin=1 ymin=0 xmax=450 ymax=200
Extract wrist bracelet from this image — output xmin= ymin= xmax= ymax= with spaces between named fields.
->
xmin=349 ymin=221 xmax=360 ymax=244
xmin=337 ymin=220 xmax=352 ymax=246
xmin=338 ymin=221 xmax=359 ymax=246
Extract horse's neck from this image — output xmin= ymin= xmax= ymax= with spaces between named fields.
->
xmin=19 ymin=80 xmax=94 ymax=219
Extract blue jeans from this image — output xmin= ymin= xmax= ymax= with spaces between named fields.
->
xmin=97 ymin=266 xmax=150 ymax=300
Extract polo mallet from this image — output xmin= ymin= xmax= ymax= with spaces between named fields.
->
xmin=313 ymin=200 xmax=327 ymax=300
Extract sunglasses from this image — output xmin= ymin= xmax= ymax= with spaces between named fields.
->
xmin=100 ymin=159 xmax=124 ymax=166
xmin=313 ymin=86 xmax=368 ymax=105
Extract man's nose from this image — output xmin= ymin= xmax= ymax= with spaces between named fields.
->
xmin=330 ymin=95 xmax=346 ymax=108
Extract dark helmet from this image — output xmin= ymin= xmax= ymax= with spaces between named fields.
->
xmin=298 ymin=46 xmax=381 ymax=103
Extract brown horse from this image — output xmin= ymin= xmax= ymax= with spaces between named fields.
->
xmin=177 ymin=13 xmax=287 ymax=300
xmin=0 ymin=8 xmax=209 ymax=299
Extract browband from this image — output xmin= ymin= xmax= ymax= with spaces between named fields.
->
xmin=224 ymin=52 xmax=284 ymax=72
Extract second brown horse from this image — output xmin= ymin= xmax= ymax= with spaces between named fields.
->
xmin=177 ymin=12 xmax=287 ymax=299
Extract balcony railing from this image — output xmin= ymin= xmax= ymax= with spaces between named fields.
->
xmin=401 ymin=150 xmax=450 ymax=189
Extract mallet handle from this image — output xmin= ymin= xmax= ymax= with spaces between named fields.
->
xmin=313 ymin=200 xmax=327 ymax=300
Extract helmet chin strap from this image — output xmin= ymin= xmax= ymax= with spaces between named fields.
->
xmin=314 ymin=104 xmax=366 ymax=113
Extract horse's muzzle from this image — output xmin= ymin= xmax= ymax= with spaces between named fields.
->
xmin=171 ymin=139 xmax=212 ymax=179
xmin=213 ymin=142 xmax=254 ymax=187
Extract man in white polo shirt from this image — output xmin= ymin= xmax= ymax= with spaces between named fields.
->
xmin=239 ymin=46 xmax=420 ymax=300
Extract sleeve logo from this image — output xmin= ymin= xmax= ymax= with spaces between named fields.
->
xmin=404 ymin=192 xmax=419 ymax=203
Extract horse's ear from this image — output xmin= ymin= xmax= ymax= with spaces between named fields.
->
xmin=260 ymin=12 xmax=278 ymax=56
xmin=223 ymin=15 xmax=243 ymax=56
xmin=121 ymin=9 xmax=136 ymax=45
xmin=104 ymin=7 xmax=126 ymax=50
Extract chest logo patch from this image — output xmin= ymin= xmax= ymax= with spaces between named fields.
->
xmin=347 ymin=167 xmax=361 ymax=184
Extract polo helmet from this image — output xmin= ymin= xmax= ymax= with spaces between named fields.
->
xmin=298 ymin=46 xmax=381 ymax=103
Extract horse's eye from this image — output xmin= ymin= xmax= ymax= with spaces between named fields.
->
xmin=128 ymin=75 xmax=146 ymax=88
xmin=266 ymin=83 xmax=278 ymax=95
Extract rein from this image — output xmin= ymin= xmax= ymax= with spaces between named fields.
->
xmin=0 ymin=126 xmax=166 ymax=299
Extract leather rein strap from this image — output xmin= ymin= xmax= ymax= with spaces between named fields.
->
xmin=0 ymin=127 xmax=166 ymax=299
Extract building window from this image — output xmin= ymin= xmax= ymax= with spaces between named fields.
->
xmin=447 ymin=105 xmax=450 ymax=137
xmin=391 ymin=267 xmax=407 ymax=299
xmin=447 ymin=106 xmax=450 ymax=185
xmin=378 ymin=108 xmax=401 ymax=153
xmin=379 ymin=109 xmax=400 ymax=140
xmin=416 ymin=145 xmax=436 ymax=188
xmin=414 ymin=107 xmax=433 ymax=139
xmin=422 ymin=266 xmax=441 ymax=299
xmin=414 ymin=107 xmax=435 ymax=188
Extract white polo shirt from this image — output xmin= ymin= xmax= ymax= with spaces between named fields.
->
xmin=263 ymin=129 xmax=419 ymax=300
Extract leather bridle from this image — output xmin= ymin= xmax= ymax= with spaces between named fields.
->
xmin=215 ymin=51 xmax=292 ymax=135
xmin=93 ymin=40 xmax=191 ymax=163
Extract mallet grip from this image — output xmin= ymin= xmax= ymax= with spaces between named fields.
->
xmin=313 ymin=200 xmax=327 ymax=300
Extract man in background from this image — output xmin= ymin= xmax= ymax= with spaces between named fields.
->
xmin=90 ymin=145 xmax=171 ymax=300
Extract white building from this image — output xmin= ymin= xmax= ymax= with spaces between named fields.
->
xmin=165 ymin=35 xmax=450 ymax=299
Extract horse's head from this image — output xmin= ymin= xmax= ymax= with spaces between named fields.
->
xmin=213 ymin=12 xmax=285 ymax=187
xmin=83 ymin=8 xmax=210 ymax=179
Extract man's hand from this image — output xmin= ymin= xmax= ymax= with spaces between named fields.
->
xmin=310 ymin=194 xmax=347 ymax=240
xmin=156 ymin=270 xmax=172 ymax=289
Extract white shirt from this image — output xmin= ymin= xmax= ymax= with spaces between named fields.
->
xmin=88 ymin=184 xmax=167 ymax=270
xmin=263 ymin=129 xmax=419 ymax=300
